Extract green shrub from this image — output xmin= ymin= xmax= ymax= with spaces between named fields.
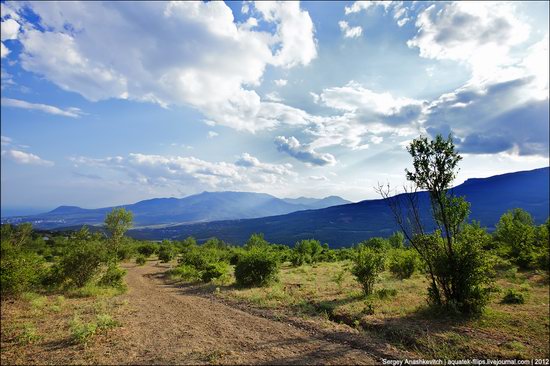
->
xmin=235 ymin=248 xmax=279 ymax=287
xmin=352 ymin=246 xmax=385 ymax=296
xmin=292 ymin=239 xmax=323 ymax=266
xmin=0 ymin=240 xmax=46 ymax=296
xmin=96 ymin=314 xmax=119 ymax=329
xmin=70 ymin=317 xmax=97 ymax=344
xmin=167 ymin=264 xmax=201 ymax=282
xmin=158 ymin=244 xmax=177 ymax=263
xmin=52 ymin=240 xmax=107 ymax=288
xmin=358 ymin=237 xmax=391 ymax=252
xmin=388 ymin=248 xmax=419 ymax=279
xmin=136 ymin=243 xmax=158 ymax=257
xmin=501 ymin=289 xmax=526 ymax=304
xmin=17 ymin=322 xmax=40 ymax=344
xmin=135 ymin=254 xmax=147 ymax=266
xmin=98 ymin=265 xmax=126 ymax=289
xmin=201 ymin=262 xmax=230 ymax=283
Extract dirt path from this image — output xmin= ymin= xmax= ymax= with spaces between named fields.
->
xmin=92 ymin=262 xmax=377 ymax=365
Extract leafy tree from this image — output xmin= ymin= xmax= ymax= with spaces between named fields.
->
xmin=104 ymin=208 xmax=133 ymax=263
xmin=352 ymin=246 xmax=385 ymax=295
xmin=494 ymin=208 xmax=539 ymax=269
xmin=380 ymin=134 xmax=492 ymax=314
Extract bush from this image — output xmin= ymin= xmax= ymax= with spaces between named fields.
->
xmin=201 ymin=262 xmax=230 ymax=283
xmin=51 ymin=240 xmax=107 ymax=288
xmin=388 ymin=248 xmax=419 ymax=279
xmin=158 ymin=244 xmax=177 ymax=263
xmin=136 ymin=243 xmax=158 ymax=257
xmin=1 ymin=240 xmax=46 ymax=296
xmin=420 ymin=223 xmax=492 ymax=314
xmin=235 ymin=248 xmax=279 ymax=287
xmin=292 ymin=239 xmax=323 ymax=266
xmin=501 ymin=289 xmax=526 ymax=304
xmin=98 ymin=265 xmax=126 ymax=289
xmin=70 ymin=317 xmax=97 ymax=344
xmin=358 ymin=237 xmax=390 ymax=252
xmin=493 ymin=209 xmax=542 ymax=269
xmin=352 ymin=246 xmax=385 ymax=296
xmin=135 ymin=254 xmax=147 ymax=266
xmin=179 ymin=246 xmax=230 ymax=271
xmin=167 ymin=264 xmax=201 ymax=282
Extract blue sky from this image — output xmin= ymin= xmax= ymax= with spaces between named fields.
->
xmin=1 ymin=1 xmax=549 ymax=215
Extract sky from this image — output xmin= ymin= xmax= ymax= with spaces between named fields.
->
xmin=1 ymin=1 xmax=549 ymax=215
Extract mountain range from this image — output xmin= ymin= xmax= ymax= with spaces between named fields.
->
xmin=128 ymin=167 xmax=549 ymax=246
xmin=1 ymin=192 xmax=350 ymax=229
xmin=2 ymin=167 xmax=548 ymax=247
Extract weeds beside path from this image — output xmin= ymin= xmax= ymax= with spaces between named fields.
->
xmin=88 ymin=261 xmax=377 ymax=365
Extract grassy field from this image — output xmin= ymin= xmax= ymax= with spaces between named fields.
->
xmin=202 ymin=261 xmax=550 ymax=360
xmin=0 ymin=286 xmax=126 ymax=365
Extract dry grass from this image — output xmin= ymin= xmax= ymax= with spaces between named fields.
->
xmin=216 ymin=261 xmax=549 ymax=359
xmin=1 ymin=289 xmax=126 ymax=365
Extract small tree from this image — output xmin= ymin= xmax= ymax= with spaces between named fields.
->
xmin=104 ymin=208 xmax=133 ymax=264
xmin=378 ymin=134 xmax=492 ymax=314
xmin=352 ymin=246 xmax=385 ymax=296
xmin=494 ymin=209 xmax=538 ymax=269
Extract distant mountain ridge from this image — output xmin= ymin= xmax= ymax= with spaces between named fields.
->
xmin=128 ymin=167 xmax=550 ymax=246
xmin=1 ymin=192 xmax=351 ymax=228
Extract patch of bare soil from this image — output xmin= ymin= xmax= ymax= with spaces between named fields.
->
xmin=87 ymin=262 xmax=378 ymax=365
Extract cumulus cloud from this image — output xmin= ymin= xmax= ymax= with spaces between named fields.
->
xmin=207 ymin=131 xmax=219 ymax=139
xmin=344 ymin=1 xmax=391 ymax=15
xmin=317 ymin=81 xmax=424 ymax=125
xmin=309 ymin=175 xmax=328 ymax=181
xmin=338 ymin=21 xmax=362 ymax=38
xmin=274 ymin=136 xmax=336 ymax=166
xmin=1 ymin=98 xmax=84 ymax=118
xmin=2 ymin=149 xmax=54 ymax=166
xmin=70 ymin=152 xmax=296 ymax=191
xmin=423 ymin=77 xmax=549 ymax=156
xmin=10 ymin=1 xmax=317 ymax=132
xmin=407 ymin=2 xmax=530 ymax=80
xmin=0 ymin=18 xmax=20 ymax=41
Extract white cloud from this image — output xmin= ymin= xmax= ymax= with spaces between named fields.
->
xmin=264 ymin=92 xmax=283 ymax=102
xmin=1 ymin=136 xmax=12 ymax=146
xmin=2 ymin=149 xmax=53 ymax=166
xmin=309 ymin=175 xmax=328 ymax=181
xmin=274 ymin=136 xmax=336 ymax=166
xmin=274 ymin=79 xmax=288 ymax=87
xmin=1 ymin=98 xmax=84 ymax=118
xmin=70 ymin=152 xmax=296 ymax=191
xmin=317 ymin=81 xmax=424 ymax=125
xmin=0 ymin=42 xmax=9 ymax=58
xmin=207 ymin=131 xmax=219 ymax=139
xmin=11 ymin=2 xmax=317 ymax=132
xmin=253 ymin=2 xmax=317 ymax=68
xmin=338 ymin=20 xmax=362 ymax=39
xmin=407 ymin=2 xmax=530 ymax=81
xmin=0 ymin=18 xmax=20 ymax=41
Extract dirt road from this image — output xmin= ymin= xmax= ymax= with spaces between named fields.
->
xmin=93 ymin=262 xmax=377 ymax=365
